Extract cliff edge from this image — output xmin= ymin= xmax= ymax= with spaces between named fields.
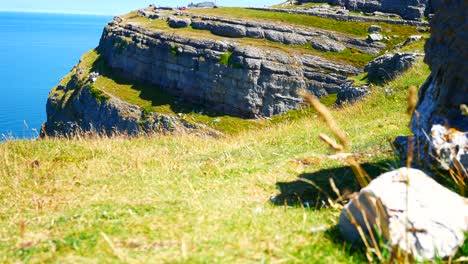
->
xmin=43 ymin=6 xmax=424 ymax=137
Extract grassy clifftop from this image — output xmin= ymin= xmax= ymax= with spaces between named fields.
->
xmin=0 ymin=60 xmax=431 ymax=262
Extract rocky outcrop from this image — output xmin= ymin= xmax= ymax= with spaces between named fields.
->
xmin=182 ymin=13 xmax=386 ymax=55
xmin=339 ymin=168 xmax=468 ymax=261
xmin=297 ymin=0 xmax=432 ymax=21
xmin=310 ymin=36 xmax=346 ymax=52
xmin=365 ymin=52 xmax=422 ymax=82
xmin=399 ymin=0 xmax=468 ymax=173
xmin=167 ymin=16 xmax=191 ymax=28
xmin=138 ymin=9 xmax=165 ymax=20
xmin=97 ymin=20 xmax=361 ymax=118
xmin=367 ymin=25 xmax=382 ymax=33
xmin=392 ymin=35 xmax=423 ymax=50
xmin=335 ymin=82 xmax=370 ymax=105
xmin=44 ymin=77 xmax=197 ymax=137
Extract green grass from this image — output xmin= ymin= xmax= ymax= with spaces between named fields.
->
xmin=188 ymin=7 xmax=420 ymax=39
xmin=271 ymin=2 xmax=326 ymax=9
xmin=88 ymin=84 xmax=110 ymax=103
xmin=397 ymin=35 xmax=429 ymax=53
xmin=0 ymin=60 xmax=436 ymax=262
xmin=219 ymin=51 xmax=233 ymax=66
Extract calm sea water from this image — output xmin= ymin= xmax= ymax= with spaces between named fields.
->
xmin=0 ymin=12 xmax=112 ymax=139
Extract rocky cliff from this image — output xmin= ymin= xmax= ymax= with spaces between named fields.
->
xmin=298 ymin=0 xmax=432 ymax=20
xmin=44 ymin=6 xmax=422 ymax=136
xmin=44 ymin=57 xmax=199 ymax=137
xmin=407 ymin=0 xmax=467 ymax=172
xmin=98 ymin=18 xmax=362 ymax=118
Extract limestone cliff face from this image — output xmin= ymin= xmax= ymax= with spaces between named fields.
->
xmin=45 ymin=85 xmax=195 ymax=137
xmin=98 ymin=19 xmax=360 ymax=118
xmin=44 ymin=61 xmax=197 ymax=137
xmin=43 ymin=10 xmax=372 ymax=136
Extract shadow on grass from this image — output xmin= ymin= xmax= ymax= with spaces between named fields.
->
xmin=351 ymin=72 xmax=387 ymax=87
xmin=271 ymin=159 xmax=395 ymax=207
xmin=271 ymin=159 xmax=396 ymax=261
xmin=90 ymin=52 xmax=227 ymax=118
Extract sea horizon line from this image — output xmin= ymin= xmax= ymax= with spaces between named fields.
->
xmin=0 ymin=9 xmax=116 ymax=16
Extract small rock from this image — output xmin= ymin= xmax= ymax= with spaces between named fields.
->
xmin=310 ymin=37 xmax=346 ymax=52
xmin=335 ymin=82 xmax=370 ymax=106
xmin=88 ymin=72 xmax=99 ymax=83
xmin=365 ymin=52 xmax=422 ymax=82
xmin=403 ymin=35 xmax=423 ymax=46
xmin=339 ymin=168 xmax=468 ymax=261
xmin=367 ymin=25 xmax=382 ymax=33
xmin=429 ymin=125 xmax=468 ymax=171
xmin=417 ymin=27 xmax=428 ymax=33
xmin=367 ymin=33 xmax=383 ymax=42
xmin=138 ymin=9 xmax=162 ymax=20
xmin=167 ymin=16 xmax=191 ymax=28
xmin=211 ymin=23 xmax=246 ymax=38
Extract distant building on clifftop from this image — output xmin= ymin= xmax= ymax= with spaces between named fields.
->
xmin=188 ymin=2 xmax=217 ymax=8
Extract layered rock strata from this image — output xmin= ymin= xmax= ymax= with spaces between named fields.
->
xmin=98 ymin=19 xmax=361 ymax=118
xmin=44 ymin=68 xmax=198 ymax=137
xmin=297 ymin=0 xmax=432 ymax=21
xmin=174 ymin=13 xmax=386 ymax=55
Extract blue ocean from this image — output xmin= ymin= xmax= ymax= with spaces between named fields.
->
xmin=0 ymin=12 xmax=112 ymax=139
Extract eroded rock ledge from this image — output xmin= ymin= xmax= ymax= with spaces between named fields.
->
xmin=174 ymin=12 xmax=386 ymax=55
xmin=98 ymin=19 xmax=361 ymax=118
xmin=45 ymin=6 xmax=424 ymax=136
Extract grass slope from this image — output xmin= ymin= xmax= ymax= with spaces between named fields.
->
xmin=0 ymin=60 xmax=432 ymax=262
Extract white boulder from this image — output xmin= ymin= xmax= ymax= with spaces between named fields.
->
xmin=339 ymin=168 xmax=468 ymax=261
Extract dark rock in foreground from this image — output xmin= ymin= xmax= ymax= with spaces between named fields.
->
xmin=397 ymin=0 xmax=468 ymax=173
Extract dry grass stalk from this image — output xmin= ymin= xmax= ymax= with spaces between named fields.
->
xmin=359 ymin=206 xmax=383 ymax=260
xmin=406 ymin=136 xmax=414 ymax=168
xmin=460 ymin=104 xmax=468 ymax=116
xmin=344 ymin=208 xmax=376 ymax=262
xmin=407 ymin=86 xmax=418 ymax=116
xmin=319 ymin=133 xmax=344 ymax=152
xmin=346 ymin=156 xmax=371 ymax=188
xmin=301 ymin=91 xmax=349 ymax=149
xmin=101 ymin=232 xmax=130 ymax=263
xmin=329 ymin=178 xmax=341 ymax=199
